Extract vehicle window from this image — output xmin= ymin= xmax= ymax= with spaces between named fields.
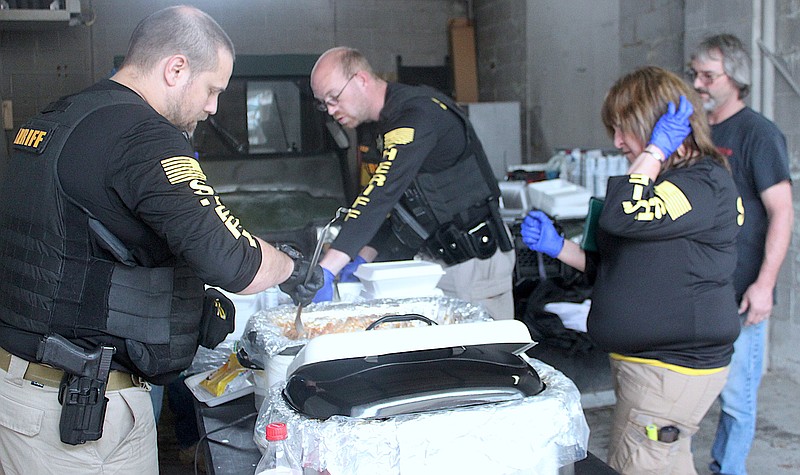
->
xmin=193 ymin=77 xmax=333 ymax=158
xmin=247 ymin=81 xmax=301 ymax=153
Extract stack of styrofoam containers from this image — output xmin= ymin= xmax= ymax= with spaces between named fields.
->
xmin=526 ymin=179 xmax=592 ymax=219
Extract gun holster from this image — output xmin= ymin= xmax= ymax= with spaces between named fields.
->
xmin=57 ymin=373 xmax=110 ymax=445
xmin=36 ymin=334 xmax=116 ymax=445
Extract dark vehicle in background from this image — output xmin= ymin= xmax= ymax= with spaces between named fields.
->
xmin=192 ymin=54 xmax=355 ymax=255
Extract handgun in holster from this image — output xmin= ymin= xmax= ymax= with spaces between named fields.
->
xmin=36 ymin=333 xmax=116 ymax=445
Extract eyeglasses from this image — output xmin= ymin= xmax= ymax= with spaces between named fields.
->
xmin=315 ymin=74 xmax=356 ymax=112
xmin=685 ymin=67 xmax=727 ymax=84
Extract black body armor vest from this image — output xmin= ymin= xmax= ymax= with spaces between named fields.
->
xmin=0 ymin=89 xmax=204 ymax=383
xmin=386 ymin=86 xmax=512 ymax=265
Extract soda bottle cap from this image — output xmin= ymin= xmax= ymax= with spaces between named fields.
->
xmin=266 ymin=422 xmax=288 ymax=441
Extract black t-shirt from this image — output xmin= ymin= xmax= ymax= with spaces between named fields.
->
xmin=712 ymin=107 xmax=790 ymax=300
xmin=59 ymin=80 xmax=262 ymax=292
xmin=332 ymin=83 xmax=466 ymax=258
xmin=586 ymin=158 xmax=742 ymax=369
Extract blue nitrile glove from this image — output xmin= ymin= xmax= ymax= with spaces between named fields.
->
xmin=339 ymin=255 xmax=367 ymax=283
xmin=648 ymin=95 xmax=694 ymax=159
xmin=521 ymin=210 xmax=564 ymax=258
xmin=311 ymin=268 xmax=335 ymax=303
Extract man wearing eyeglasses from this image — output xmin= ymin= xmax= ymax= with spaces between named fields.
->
xmin=689 ymin=34 xmax=793 ymax=475
xmin=309 ymin=46 xmax=516 ymax=320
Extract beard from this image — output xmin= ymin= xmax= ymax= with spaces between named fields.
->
xmin=702 ymin=97 xmax=717 ymax=112
xmin=164 ymin=83 xmax=205 ymax=135
xmin=695 ymin=87 xmax=718 ymax=112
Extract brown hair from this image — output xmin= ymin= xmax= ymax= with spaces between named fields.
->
xmin=121 ymin=5 xmax=235 ymax=76
xmin=601 ymin=66 xmax=726 ymax=170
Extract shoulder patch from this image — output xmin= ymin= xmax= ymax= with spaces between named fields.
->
xmin=161 ymin=156 xmax=207 ymax=184
xmin=383 ymin=128 xmax=415 ymax=148
xmin=654 ymin=180 xmax=692 ymax=220
xmin=13 ymin=123 xmax=55 ymax=154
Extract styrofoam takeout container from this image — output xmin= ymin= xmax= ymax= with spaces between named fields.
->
xmin=526 ymin=179 xmax=591 ymax=219
xmin=352 ymin=260 xmax=445 ymax=299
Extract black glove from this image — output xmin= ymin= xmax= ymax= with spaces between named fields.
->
xmin=275 ymin=244 xmax=325 ymax=306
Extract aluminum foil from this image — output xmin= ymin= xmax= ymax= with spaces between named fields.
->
xmin=238 ymin=296 xmax=493 ymax=370
xmin=253 ymin=357 xmax=589 ymax=475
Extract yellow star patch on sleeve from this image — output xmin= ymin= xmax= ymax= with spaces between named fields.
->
xmin=383 ymin=128 xmax=415 ymax=149
xmin=654 ymin=180 xmax=692 ymax=220
xmin=161 ymin=156 xmax=207 ymax=184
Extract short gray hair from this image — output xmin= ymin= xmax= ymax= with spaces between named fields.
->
xmin=691 ymin=33 xmax=751 ymax=99
xmin=121 ymin=5 xmax=235 ymax=75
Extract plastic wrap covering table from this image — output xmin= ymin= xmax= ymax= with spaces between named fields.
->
xmin=253 ymin=357 xmax=589 ymax=475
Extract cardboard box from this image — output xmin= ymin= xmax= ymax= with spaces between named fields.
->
xmin=449 ymin=17 xmax=478 ymax=102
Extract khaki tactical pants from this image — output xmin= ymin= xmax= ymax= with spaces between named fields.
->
xmin=607 ymin=358 xmax=729 ymax=475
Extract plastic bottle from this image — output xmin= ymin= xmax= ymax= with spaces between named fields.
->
xmin=254 ymin=422 xmax=302 ymax=475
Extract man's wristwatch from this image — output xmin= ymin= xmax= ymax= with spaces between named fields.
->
xmin=275 ymin=243 xmax=304 ymax=281
xmin=644 ymin=144 xmax=666 ymax=162
xmin=275 ymin=243 xmax=303 ymax=261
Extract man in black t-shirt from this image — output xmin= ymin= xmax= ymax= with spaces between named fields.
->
xmin=690 ymin=34 xmax=793 ymax=475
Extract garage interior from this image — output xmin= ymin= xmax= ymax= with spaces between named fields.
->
xmin=0 ymin=1 xmax=798 ymax=474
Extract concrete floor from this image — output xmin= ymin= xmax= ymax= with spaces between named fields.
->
xmin=583 ymin=368 xmax=800 ymax=474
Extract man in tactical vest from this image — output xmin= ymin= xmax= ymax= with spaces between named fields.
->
xmin=0 ymin=6 xmax=322 ymax=473
xmin=310 ymin=47 xmax=515 ymax=320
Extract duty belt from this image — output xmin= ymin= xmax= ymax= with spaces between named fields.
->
xmin=0 ymin=346 xmax=140 ymax=390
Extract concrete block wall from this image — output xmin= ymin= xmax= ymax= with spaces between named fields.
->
xmin=473 ymin=0 xmax=529 ymax=160
xmin=0 ymin=21 xmax=93 ymax=130
xmin=619 ymin=0 xmax=685 ymax=74
xmin=475 ymin=0 xmax=622 ymax=162
xmin=0 ymin=0 xmax=466 ymax=131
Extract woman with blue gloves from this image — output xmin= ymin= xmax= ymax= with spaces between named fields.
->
xmin=522 ymin=67 xmax=742 ymax=474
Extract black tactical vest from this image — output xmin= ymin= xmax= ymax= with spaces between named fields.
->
xmin=0 ymin=89 xmax=204 ymax=383
xmin=385 ymin=86 xmax=512 ymax=264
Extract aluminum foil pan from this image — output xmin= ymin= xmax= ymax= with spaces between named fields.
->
xmin=238 ymin=296 xmax=493 ymax=371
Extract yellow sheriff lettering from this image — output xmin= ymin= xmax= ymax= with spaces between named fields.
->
xmin=344 ymin=208 xmax=361 ymax=221
xmin=623 ymin=198 xmax=660 ymax=221
xmin=382 ymin=147 xmax=398 ymax=161
xmin=347 ymin=131 xmax=412 ymax=221
xmin=621 ymin=179 xmax=691 ymax=222
xmin=374 ymin=161 xmax=392 ymax=175
xmin=737 ymin=196 xmax=744 ymax=226
xmin=206 ymin=196 xmax=257 ymax=248
xmin=240 ymin=229 xmax=256 ymax=247
xmin=14 ymin=128 xmax=48 ymax=148
xmin=31 ymin=130 xmax=46 ymax=148
xmin=189 ymin=179 xmax=215 ymax=196
xmin=368 ymin=173 xmax=387 ymax=188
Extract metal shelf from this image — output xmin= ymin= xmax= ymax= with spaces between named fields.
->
xmin=0 ymin=0 xmax=81 ymax=30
